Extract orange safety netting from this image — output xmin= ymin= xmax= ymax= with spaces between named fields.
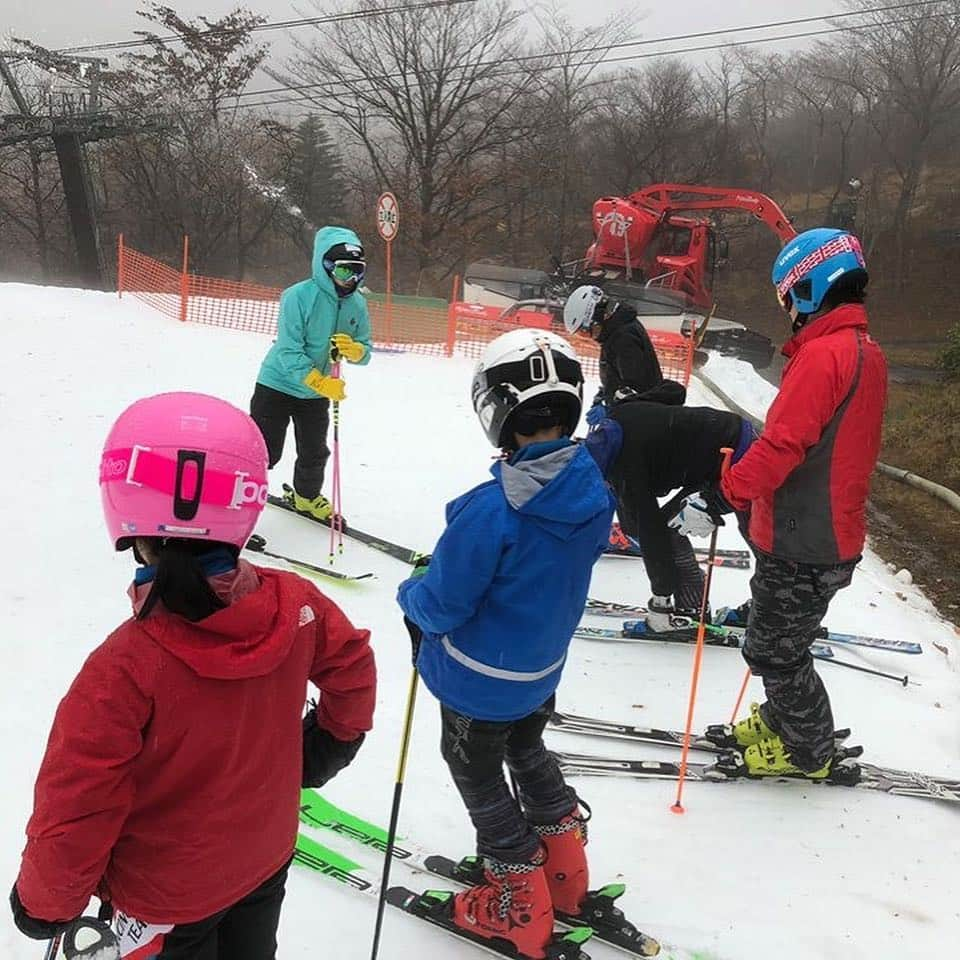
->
xmin=117 ymin=237 xmax=693 ymax=386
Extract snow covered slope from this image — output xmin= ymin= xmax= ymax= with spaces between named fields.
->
xmin=1 ymin=283 xmax=957 ymax=960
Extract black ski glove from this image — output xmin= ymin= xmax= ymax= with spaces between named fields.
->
xmin=699 ymin=483 xmax=734 ymax=521
xmin=404 ymin=615 xmax=424 ymax=666
xmin=10 ymin=884 xmax=74 ymax=941
xmin=302 ymin=706 xmax=365 ymax=788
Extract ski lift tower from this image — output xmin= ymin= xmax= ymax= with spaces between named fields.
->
xmin=0 ymin=47 xmax=154 ymax=288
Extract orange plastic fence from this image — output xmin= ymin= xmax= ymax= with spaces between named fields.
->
xmin=117 ymin=237 xmax=693 ymax=385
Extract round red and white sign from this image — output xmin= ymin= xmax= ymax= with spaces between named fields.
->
xmin=376 ymin=192 xmax=400 ymax=242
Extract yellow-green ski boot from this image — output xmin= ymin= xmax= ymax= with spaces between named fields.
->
xmin=742 ymin=736 xmax=832 ymax=780
xmin=705 ymin=701 xmax=777 ymax=750
xmin=292 ymin=490 xmax=333 ymax=521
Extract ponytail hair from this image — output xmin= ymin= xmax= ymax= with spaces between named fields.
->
xmin=136 ymin=538 xmax=238 ymax=622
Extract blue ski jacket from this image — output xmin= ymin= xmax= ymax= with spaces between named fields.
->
xmin=397 ymin=440 xmax=616 ymax=721
xmin=257 ymin=226 xmax=371 ymax=399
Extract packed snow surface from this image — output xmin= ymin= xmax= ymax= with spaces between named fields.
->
xmin=1 ymin=284 xmax=958 ymax=959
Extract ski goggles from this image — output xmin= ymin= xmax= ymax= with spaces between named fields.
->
xmin=775 ymin=279 xmax=811 ymax=313
xmin=328 ymin=259 xmax=366 ymax=284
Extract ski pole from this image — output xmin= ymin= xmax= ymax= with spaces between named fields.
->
xmin=369 ymin=667 xmax=420 ymax=960
xmin=43 ymin=935 xmax=61 ymax=960
xmin=821 ymin=657 xmax=912 ymax=687
xmin=730 ymin=665 xmax=752 ymax=723
xmin=328 ymin=342 xmax=344 ymax=563
xmin=329 ymin=396 xmax=343 ymax=562
xmin=673 ymin=447 xmax=733 ymax=815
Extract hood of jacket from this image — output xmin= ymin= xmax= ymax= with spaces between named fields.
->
xmin=783 ymin=303 xmax=869 ymax=359
xmin=493 ymin=440 xmax=612 ymax=540
xmin=129 ymin=563 xmax=307 ymax=680
xmin=311 ymin=225 xmax=364 ymax=300
xmin=631 ymin=378 xmax=686 ymax=406
xmin=596 ymin=302 xmax=637 ymax=343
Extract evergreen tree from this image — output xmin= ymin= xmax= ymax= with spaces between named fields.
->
xmin=286 ymin=115 xmax=345 ymax=253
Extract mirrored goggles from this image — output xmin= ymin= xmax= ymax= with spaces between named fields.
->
xmin=330 ymin=259 xmax=366 ymax=283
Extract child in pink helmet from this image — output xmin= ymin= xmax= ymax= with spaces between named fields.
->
xmin=10 ymin=392 xmax=376 ymax=959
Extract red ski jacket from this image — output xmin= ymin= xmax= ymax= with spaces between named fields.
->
xmin=721 ymin=304 xmax=886 ymax=563
xmin=16 ymin=563 xmax=376 ymax=925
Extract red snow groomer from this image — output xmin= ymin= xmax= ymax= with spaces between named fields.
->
xmin=584 ymin=183 xmax=797 ymax=310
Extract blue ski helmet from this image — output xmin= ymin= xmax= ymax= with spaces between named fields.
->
xmin=771 ymin=228 xmax=867 ymax=316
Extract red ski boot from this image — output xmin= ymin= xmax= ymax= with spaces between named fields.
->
xmin=452 ymin=855 xmax=554 ymax=959
xmin=535 ymin=810 xmax=589 ymax=914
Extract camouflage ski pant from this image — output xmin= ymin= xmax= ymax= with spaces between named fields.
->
xmin=743 ymin=551 xmax=858 ymax=770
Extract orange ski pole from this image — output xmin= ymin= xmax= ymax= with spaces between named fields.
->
xmin=672 ymin=447 xmax=733 ymax=815
xmin=730 ymin=665 xmax=753 ymax=723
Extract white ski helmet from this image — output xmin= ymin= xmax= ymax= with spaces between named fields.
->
xmin=563 ymin=285 xmax=607 ymax=333
xmin=471 ymin=328 xmax=584 ymax=448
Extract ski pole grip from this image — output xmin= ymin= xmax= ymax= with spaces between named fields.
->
xmin=63 ymin=917 xmax=119 ymax=959
xmin=719 ymin=447 xmax=733 ymax=475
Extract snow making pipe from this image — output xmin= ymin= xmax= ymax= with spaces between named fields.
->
xmin=693 ymin=369 xmax=960 ymax=514
xmin=873 ymin=462 xmax=960 ymax=513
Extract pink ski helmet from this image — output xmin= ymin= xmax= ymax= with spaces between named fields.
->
xmin=99 ymin=392 xmax=268 ymax=551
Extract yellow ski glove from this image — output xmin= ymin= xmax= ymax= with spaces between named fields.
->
xmin=331 ymin=333 xmax=367 ymax=363
xmin=304 ymin=369 xmax=346 ymax=401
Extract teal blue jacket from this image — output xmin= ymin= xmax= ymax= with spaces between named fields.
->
xmin=257 ymin=226 xmax=371 ymax=399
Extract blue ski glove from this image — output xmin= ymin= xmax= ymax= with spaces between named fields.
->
xmin=586 ymin=402 xmax=608 ymax=427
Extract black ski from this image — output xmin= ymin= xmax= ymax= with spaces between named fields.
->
xmin=547 ymin=710 xmax=851 ymax=755
xmin=423 ymin=855 xmax=660 ymax=958
xmin=551 ymin=748 xmax=960 ymax=803
xmin=385 ymin=886 xmax=593 ymax=960
xmin=244 ymin=534 xmax=374 ymax=582
xmin=603 ymin=543 xmax=751 ymax=568
xmin=607 ymin=524 xmax=750 ymax=561
xmin=549 ymin=710 xmax=717 ymax=752
xmin=269 ymin=486 xmax=426 ymax=565
xmin=297 ymin=789 xmax=660 ymax=960
xmin=584 ymin=601 xmax=923 ymax=655
xmin=572 ymin=623 xmax=836 ymax=660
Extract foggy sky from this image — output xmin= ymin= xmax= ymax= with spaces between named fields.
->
xmin=6 ymin=0 xmax=845 ymax=63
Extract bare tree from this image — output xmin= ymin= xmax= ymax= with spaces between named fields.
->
xmin=735 ymin=50 xmax=791 ymax=193
xmin=97 ymin=3 xmax=294 ymax=277
xmin=826 ymin=0 xmax=960 ymax=285
xmin=523 ymin=3 xmax=634 ymax=261
xmin=701 ymin=51 xmax=748 ymax=184
xmin=276 ymin=0 xmax=539 ymax=287
xmin=600 ymin=58 xmax=714 ymax=192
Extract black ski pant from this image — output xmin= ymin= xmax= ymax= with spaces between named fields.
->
xmin=743 ymin=551 xmax=858 ymax=770
xmin=670 ymin=530 xmax=705 ymax=610
xmin=440 ymin=695 xmax=578 ymax=865
xmin=144 ymin=858 xmax=290 ymax=959
xmin=250 ymin=383 xmax=330 ymax=500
